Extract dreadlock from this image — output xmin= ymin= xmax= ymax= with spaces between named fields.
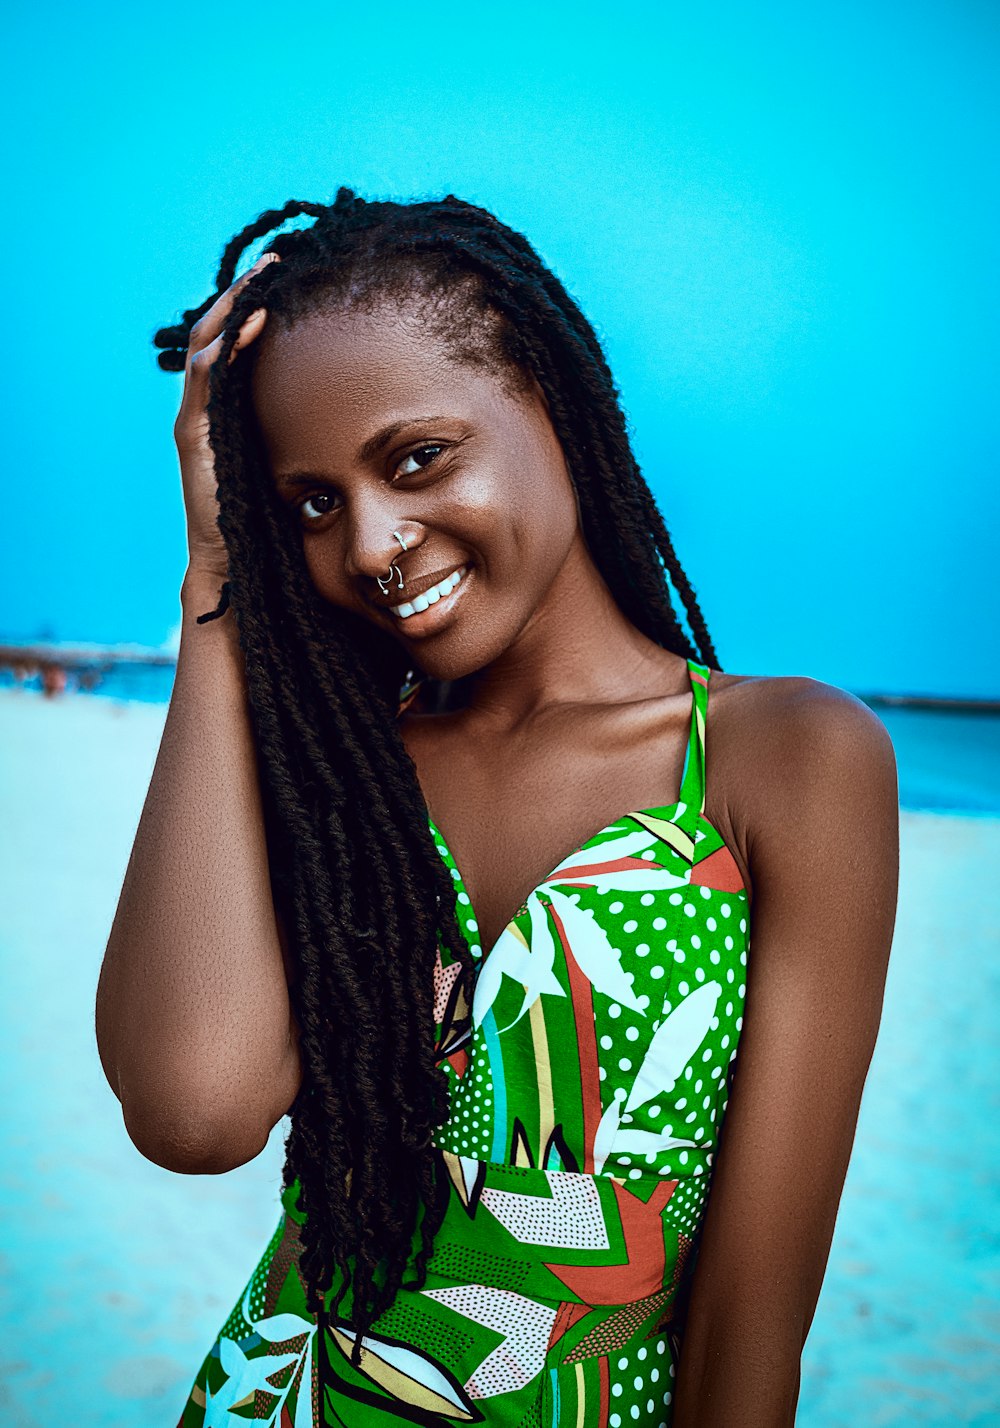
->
xmin=153 ymin=186 xmax=720 ymax=1395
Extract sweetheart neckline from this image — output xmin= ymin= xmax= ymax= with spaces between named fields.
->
xmin=415 ymin=655 xmax=724 ymax=961
xmin=428 ymin=801 xmax=744 ymax=964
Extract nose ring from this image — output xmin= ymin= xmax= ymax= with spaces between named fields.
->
xmin=377 ymin=530 xmax=409 ymax=594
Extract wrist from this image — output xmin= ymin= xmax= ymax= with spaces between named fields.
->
xmin=180 ymin=566 xmax=233 ymax=620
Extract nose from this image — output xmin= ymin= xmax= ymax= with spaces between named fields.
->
xmin=343 ymin=502 xmax=420 ymax=592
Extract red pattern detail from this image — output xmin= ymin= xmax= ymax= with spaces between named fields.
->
xmin=447 ymin=1047 xmax=469 ymax=1079
xmin=565 ymin=1284 xmax=676 ymax=1362
xmin=643 ymin=1179 xmax=679 ymax=1216
xmin=689 ymin=843 xmax=744 ymax=893
xmin=548 ymin=1297 xmax=593 ymax=1352
xmin=543 ymin=1178 xmax=678 ymax=1304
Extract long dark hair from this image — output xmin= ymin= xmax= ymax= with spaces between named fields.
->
xmin=153 ymin=187 xmax=719 ymax=1373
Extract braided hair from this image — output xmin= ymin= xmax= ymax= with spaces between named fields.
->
xmin=153 ymin=186 xmax=719 ymax=1389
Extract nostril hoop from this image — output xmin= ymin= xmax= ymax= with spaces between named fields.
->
xmin=377 ymin=532 xmax=410 ymax=594
xmin=377 ymin=561 xmax=404 ymax=595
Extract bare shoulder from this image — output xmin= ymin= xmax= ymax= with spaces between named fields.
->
xmin=713 ymin=667 xmax=896 ymax=767
xmin=705 ymin=668 xmax=898 ymax=902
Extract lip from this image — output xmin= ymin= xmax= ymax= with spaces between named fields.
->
xmin=368 ymin=562 xmax=466 ymax=609
xmin=384 ymin=565 xmax=473 ymax=638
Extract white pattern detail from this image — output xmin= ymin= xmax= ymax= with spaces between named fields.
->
xmin=611 ymin=1129 xmax=699 ymax=1155
xmin=457 ymin=1154 xmax=481 ymax=1202
xmin=546 ymin=888 xmax=647 ymax=1013
xmin=593 ymin=1091 xmax=625 ymax=1175
xmin=333 ymin=1326 xmax=475 ymax=1415
xmin=471 ymin=827 xmax=689 ymax=1031
xmin=421 ymin=1284 xmax=557 ymax=1399
xmin=625 ymin=982 xmax=722 ymax=1113
xmin=589 ymin=984 xmax=722 ymax=1173
xmin=202 ymin=1282 xmax=316 ymax=1426
xmin=472 ymin=916 xmax=566 ymax=1033
xmin=480 ymin=1170 xmax=610 ymax=1248
xmin=549 ymin=828 xmax=692 ymax=896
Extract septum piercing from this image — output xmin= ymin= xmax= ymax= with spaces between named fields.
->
xmin=377 ymin=531 xmax=409 ymax=594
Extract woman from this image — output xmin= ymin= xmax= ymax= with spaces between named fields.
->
xmin=96 ymin=189 xmax=899 ymax=1426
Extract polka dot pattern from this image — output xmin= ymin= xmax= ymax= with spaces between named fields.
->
xmin=585 ymin=855 xmax=749 ymax=1188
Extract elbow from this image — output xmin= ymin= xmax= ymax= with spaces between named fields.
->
xmin=107 ymin=1030 xmax=300 ymax=1175
xmin=120 ymin=1090 xmax=271 ymax=1176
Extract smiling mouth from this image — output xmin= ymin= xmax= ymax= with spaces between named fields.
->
xmin=386 ymin=564 xmax=471 ymax=632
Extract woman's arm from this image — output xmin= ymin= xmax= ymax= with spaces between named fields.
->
xmin=672 ymin=680 xmax=899 ymax=1427
xmin=95 ymin=569 xmax=303 ymax=1174
xmin=95 ymin=252 xmax=300 ymax=1175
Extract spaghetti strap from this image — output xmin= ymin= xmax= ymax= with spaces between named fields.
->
xmin=672 ymin=656 xmax=711 ymax=841
xmin=396 ymin=671 xmax=422 ymax=718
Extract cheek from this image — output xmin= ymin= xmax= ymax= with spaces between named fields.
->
xmin=300 ymin=535 xmax=349 ymax=603
xmin=507 ymin=459 xmax=579 ymax=563
xmin=464 ymin=439 xmax=577 ymax=549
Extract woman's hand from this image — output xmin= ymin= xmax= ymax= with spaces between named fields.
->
xmin=173 ymin=252 xmax=280 ymax=579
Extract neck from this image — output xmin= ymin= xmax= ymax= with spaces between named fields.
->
xmin=455 ymin=536 xmax=689 ymax=732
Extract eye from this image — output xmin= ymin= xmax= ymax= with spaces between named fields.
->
xmin=395 ymin=444 xmax=445 ymax=478
xmin=298 ymin=491 xmax=339 ymax=523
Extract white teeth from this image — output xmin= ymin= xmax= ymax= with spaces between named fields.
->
xmin=391 ymin=565 xmax=466 ymax=619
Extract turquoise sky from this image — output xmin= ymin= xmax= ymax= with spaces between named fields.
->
xmin=3 ymin=0 xmax=997 ymax=697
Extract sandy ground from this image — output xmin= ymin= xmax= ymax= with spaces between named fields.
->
xmin=0 ymin=689 xmax=997 ymax=1426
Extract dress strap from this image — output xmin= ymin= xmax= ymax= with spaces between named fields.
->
xmin=396 ymin=670 xmax=423 ymax=718
xmin=673 ymin=657 xmax=711 ymax=841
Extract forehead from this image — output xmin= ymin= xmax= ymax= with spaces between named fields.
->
xmin=250 ymin=303 xmax=499 ymax=464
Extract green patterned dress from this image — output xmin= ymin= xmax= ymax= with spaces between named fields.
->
xmin=176 ymin=657 xmax=750 ymax=1427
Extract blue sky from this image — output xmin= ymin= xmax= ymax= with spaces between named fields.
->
xmin=3 ymin=0 xmax=997 ymax=697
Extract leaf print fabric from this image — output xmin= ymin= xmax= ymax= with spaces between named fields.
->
xmin=175 ymin=658 xmax=751 ymax=1427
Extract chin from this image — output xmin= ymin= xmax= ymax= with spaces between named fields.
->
xmin=405 ymin=644 xmax=488 ymax=687
xmin=398 ymin=619 xmax=498 ymax=682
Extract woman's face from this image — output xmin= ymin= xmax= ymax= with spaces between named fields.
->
xmin=250 ymin=297 xmax=583 ymax=681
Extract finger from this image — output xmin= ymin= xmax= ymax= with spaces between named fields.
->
xmin=182 ymin=304 xmax=269 ymax=420
xmin=227 ymin=307 xmax=269 ymax=365
xmin=187 ymin=252 xmax=280 ymax=363
xmin=183 ymin=329 xmax=227 ymax=404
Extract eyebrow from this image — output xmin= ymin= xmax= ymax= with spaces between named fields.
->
xmin=357 ymin=415 xmax=453 ymax=464
xmin=274 ymin=415 xmax=455 ymax=492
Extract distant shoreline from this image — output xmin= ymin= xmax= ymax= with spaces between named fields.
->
xmin=3 ymin=646 xmax=998 ymax=815
xmin=0 ymin=643 xmax=176 ymax=702
xmin=2 ymin=640 xmax=997 ymax=711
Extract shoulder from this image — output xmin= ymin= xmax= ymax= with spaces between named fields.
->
xmin=705 ymin=669 xmax=898 ymax=897
xmin=718 ymin=669 xmax=895 ymax=778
